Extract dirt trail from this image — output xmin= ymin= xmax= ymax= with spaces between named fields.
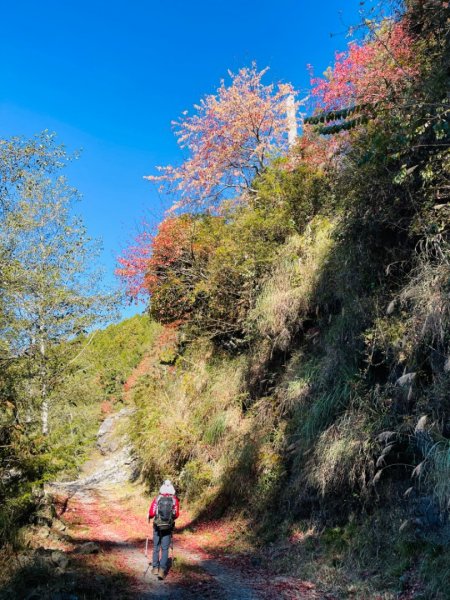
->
xmin=49 ymin=407 xmax=267 ymax=599
xmin=46 ymin=358 xmax=325 ymax=599
xmin=59 ymin=486 xmax=262 ymax=600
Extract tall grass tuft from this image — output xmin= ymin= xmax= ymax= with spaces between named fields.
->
xmin=248 ymin=216 xmax=335 ymax=350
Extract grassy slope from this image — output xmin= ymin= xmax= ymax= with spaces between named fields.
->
xmin=46 ymin=313 xmax=162 ymax=477
xmin=125 ymin=98 xmax=450 ymax=599
xmin=85 ymin=6 xmax=450 ymax=597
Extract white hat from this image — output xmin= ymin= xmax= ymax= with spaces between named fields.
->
xmin=159 ymin=479 xmax=175 ymax=495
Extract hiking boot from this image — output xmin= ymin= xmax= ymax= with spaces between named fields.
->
xmin=151 ymin=566 xmax=159 ymax=576
xmin=157 ymin=567 xmax=165 ymax=580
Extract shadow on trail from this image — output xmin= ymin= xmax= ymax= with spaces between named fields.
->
xmin=0 ymin=550 xmax=140 ymax=600
xmin=0 ymin=543 xmax=220 ymax=600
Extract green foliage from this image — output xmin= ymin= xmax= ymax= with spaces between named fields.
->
xmin=252 ymin=162 xmax=329 ymax=231
xmin=247 ymin=216 xmax=335 ymax=350
xmin=48 ymin=314 xmax=160 ymax=464
xmin=0 ymin=132 xmax=158 ymax=551
xmin=419 ymin=543 xmax=450 ymax=599
xmin=253 ymin=440 xmax=285 ymax=508
xmin=1 ymin=3 xmax=448 ymax=597
xmin=0 ymin=132 xmax=119 ymax=470
xmin=180 ymin=459 xmax=214 ymax=501
xmin=0 ymin=314 xmax=158 ymax=547
xmin=81 ymin=314 xmax=161 ymax=399
xmin=146 ymin=162 xmax=327 ymax=347
xmin=203 ymin=411 xmax=228 ymax=446
xmin=192 ymin=164 xmax=329 ymax=345
xmin=422 ymin=440 xmax=450 ymax=514
xmin=305 ymin=412 xmax=375 ymax=497
xmin=130 ymin=338 xmax=247 ymax=496
xmin=178 ymin=200 xmax=294 ymax=344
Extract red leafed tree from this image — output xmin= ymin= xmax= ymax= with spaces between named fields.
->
xmin=116 ymin=215 xmax=222 ymax=325
xmin=289 ymin=17 xmax=420 ymax=172
xmin=291 ymin=126 xmax=348 ymax=171
xmin=309 ymin=18 xmax=419 ymax=112
xmin=146 ymin=64 xmax=296 ymax=212
xmin=116 ymin=217 xmax=191 ymax=302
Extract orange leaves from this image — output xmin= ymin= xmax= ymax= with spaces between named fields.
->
xmin=115 ymin=230 xmax=153 ymax=300
xmin=116 ymin=215 xmax=222 ymax=329
xmin=116 ymin=217 xmax=192 ymax=302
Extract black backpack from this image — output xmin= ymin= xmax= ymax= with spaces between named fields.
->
xmin=154 ymin=495 xmax=175 ymax=531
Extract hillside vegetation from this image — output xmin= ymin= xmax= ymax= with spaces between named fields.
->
xmin=0 ymin=314 xmax=159 ymax=549
xmin=119 ymin=2 xmax=450 ymax=596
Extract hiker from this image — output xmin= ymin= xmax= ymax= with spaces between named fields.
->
xmin=147 ymin=479 xmax=180 ymax=580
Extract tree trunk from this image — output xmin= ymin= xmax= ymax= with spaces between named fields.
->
xmin=41 ymin=386 xmax=48 ymax=435
xmin=39 ymin=331 xmax=48 ymax=435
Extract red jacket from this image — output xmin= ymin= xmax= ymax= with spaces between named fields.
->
xmin=148 ymin=494 xmax=180 ymax=520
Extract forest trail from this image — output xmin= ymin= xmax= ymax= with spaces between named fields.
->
xmin=43 ymin=355 xmax=328 ymax=600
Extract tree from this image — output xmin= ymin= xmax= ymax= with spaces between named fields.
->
xmin=146 ymin=64 xmax=296 ymax=212
xmin=0 ymin=133 xmax=117 ymax=435
xmin=291 ymin=16 xmax=421 ymax=171
xmin=309 ymin=18 xmax=419 ymax=113
xmin=116 ymin=217 xmax=192 ymax=302
xmin=117 ymin=215 xmax=223 ymax=324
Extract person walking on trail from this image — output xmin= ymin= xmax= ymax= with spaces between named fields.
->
xmin=148 ymin=479 xmax=180 ymax=580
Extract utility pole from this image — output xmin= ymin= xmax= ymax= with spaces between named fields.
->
xmin=286 ymin=94 xmax=297 ymax=148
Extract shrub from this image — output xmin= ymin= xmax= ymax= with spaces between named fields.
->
xmin=130 ymin=338 xmax=247 ymax=501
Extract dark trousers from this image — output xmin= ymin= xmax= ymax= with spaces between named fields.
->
xmin=152 ymin=527 xmax=172 ymax=570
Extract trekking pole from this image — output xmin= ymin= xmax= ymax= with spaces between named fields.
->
xmin=145 ymin=515 xmax=151 ymax=557
xmin=143 ymin=562 xmax=151 ymax=578
xmin=143 ymin=527 xmax=151 ymax=577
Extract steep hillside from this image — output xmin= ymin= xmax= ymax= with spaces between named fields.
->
xmin=122 ymin=3 xmax=450 ymax=597
xmin=2 ymin=2 xmax=448 ymax=598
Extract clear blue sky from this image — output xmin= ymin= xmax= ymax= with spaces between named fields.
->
xmin=0 ymin=0 xmax=369 ymax=320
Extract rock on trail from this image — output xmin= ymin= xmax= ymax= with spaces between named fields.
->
xmin=50 ymin=407 xmax=139 ymax=493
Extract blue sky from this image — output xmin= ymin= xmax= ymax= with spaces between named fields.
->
xmin=1 ymin=0 xmax=369 ymax=319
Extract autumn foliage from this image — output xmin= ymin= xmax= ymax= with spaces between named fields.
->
xmin=117 ymin=218 xmax=190 ymax=301
xmin=309 ymin=18 xmax=419 ymax=112
xmin=120 ymin=5 xmax=450 ymax=597
xmin=146 ymin=64 xmax=296 ymax=212
xmin=119 ymin=13 xmax=427 ymax=329
xmin=117 ymin=215 xmax=224 ymax=324
xmin=288 ymin=17 xmax=421 ymax=171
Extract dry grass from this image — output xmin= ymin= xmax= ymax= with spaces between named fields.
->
xmin=305 ymin=412 xmax=374 ymax=497
xmin=421 ymin=439 xmax=450 ymax=514
xmin=248 ymin=216 xmax=335 ymax=350
xmin=399 ymin=251 xmax=450 ymax=358
xmin=130 ymin=337 xmax=249 ymax=502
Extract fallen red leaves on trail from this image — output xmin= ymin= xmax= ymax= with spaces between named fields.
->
xmin=55 ymin=488 xmax=330 ymax=599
